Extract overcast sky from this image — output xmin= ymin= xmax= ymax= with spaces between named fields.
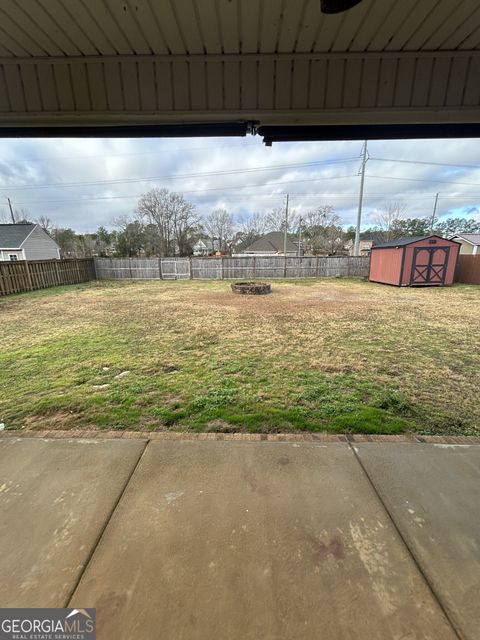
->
xmin=1 ymin=136 xmax=480 ymax=233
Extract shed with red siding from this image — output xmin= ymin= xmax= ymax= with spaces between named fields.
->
xmin=369 ymin=236 xmax=460 ymax=287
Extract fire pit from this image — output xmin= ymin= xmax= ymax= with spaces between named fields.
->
xmin=231 ymin=282 xmax=271 ymax=295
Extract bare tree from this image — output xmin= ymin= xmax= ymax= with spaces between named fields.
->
xmin=78 ymin=234 xmax=97 ymax=257
xmin=136 ymin=188 xmax=197 ymax=256
xmin=265 ymin=205 xmax=298 ymax=233
xmin=113 ymin=214 xmax=135 ymax=229
xmin=13 ymin=207 xmax=32 ymax=223
xmin=303 ymin=205 xmax=337 ymax=229
xmin=371 ymin=200 xmax=407 ymax=242
xmin=0 ymin=203 xmax=31 ymax=223
xmin=36 ymin=215 xmax=54 ymax=235
xmin=240 ymin=212 xmax=267 ymax=244
xmin=203 ymin=208 xmax=234 ymax=253
xmin=303 ymin=205 xmax=344 ymax=255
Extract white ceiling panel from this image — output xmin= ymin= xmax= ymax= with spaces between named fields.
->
xmin=0 ymin=0 xmax=479 ymax=132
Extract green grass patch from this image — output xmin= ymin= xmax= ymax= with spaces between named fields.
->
xmin=0 ymin=278 xmax=479 ymax=435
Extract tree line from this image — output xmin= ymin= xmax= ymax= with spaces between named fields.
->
xmin=4 ymin=189 xmax=479 ymax=258
xmin=36 ymin=188 xmax=350 ymax=258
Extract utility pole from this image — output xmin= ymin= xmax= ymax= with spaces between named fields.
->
xmin=354 ymin=141 xmax=368 ymax=256
xmin=430 ymin=192 xmax=439 ymax=233
xmin=298 ymin=217 xmax=303 ymax=257
xmin=283 ymin=193 xmax=289 ymax=256
xmin=7 ymin=197 xmax=15 ymax=224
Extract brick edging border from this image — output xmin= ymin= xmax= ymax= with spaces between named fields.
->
xmin=0 ymin=430 xmax=479 ymax=444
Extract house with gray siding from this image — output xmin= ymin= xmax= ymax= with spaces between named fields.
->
xmin=449 ymin=233 xmax=480 ymax=256
xmin=0 ymin=223 xmax=60 ymax=261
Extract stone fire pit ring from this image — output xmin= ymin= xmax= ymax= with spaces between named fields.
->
xmin=231 ymin=282 xmax=271 ymax=295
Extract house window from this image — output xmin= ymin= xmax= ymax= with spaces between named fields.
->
xmin=428 ymin=239 xmax=437 ymax=244
xmin=9 ymin=254 xmax=18 ymax=261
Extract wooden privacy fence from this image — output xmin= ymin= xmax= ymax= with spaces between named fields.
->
xmin=94 ymin=256 xmax=370 ymax=280
xmin=0 ymin=258 xmax=95 ymax=296
xmin=455 ymin=255 xmax=480 ymax=284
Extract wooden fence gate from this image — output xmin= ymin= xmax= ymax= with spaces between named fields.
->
xmin=160 ymin=258 xmax=191 ymax=280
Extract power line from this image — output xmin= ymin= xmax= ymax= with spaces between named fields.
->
xmin=13 ymin=174 xmax=359 ymax=205
xmin=15 ymin=192 xmax=480 ymax=207
xmin=0 ymin=157 xmax=358 ymax=192
xmin=370 ymin=157 xmax=480 ymax=171
xmin=285 ymin=193 xmax=480 ymax=199
xmin=367 ymin=174 xmax=480 ymax=187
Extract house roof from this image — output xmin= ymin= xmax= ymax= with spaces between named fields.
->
xmin=371 ymin=235 xmax=456 ymax=249
xmin=243 ymin=231 xmax=297 ymax=253
xmin=0 ymin=223 xmax=36 ymax=248
xmin=450 ymin=233 xmax=480 ymax=246
xmin=194 ymin=238 xmax=216 ymax=251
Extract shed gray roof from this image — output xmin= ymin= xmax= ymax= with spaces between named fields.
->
xmin=371 ymin=235 xmax=457 ymax=249
xmin=243 ymin=231 xmax=297 ymax=253
xmin=451 ymin=233 xmax=480 ymax=245
xmin=0 ymin=223 xmax=36 ymax=248
xmin=372 ymin=236 xmax=427 ymax=248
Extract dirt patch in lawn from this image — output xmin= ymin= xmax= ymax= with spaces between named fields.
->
xmin=23 ymin=410 xmax=81 ymax=430
xmin=199 ymin=283 xmax=368 ymax=314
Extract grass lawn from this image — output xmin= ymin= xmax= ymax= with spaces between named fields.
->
xmin=1 ymin=278 xmax=479 ymax=435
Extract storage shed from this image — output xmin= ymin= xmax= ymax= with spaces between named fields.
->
xmin=369 ymin=236 xmax=460 ymax=287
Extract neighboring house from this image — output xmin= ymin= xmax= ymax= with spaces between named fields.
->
xmin=0 ymin=223 xmax=61 ymax=261
xmin=237 ymin=231 xmax=298 ymax=256
xmin=345 ymin=239 xmax=373 ymax=256
xmin=193 ymin=238 xmax=217 ymax=256
xmin=449 ymin=233 xmax=480 ymax=255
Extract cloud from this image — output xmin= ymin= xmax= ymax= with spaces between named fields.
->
xmin=0 ymin=136 xmax=479 ymax=232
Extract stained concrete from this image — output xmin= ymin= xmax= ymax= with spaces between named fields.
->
xmin=0 ymin=437 xmax=145 ymax=606
xmin=70 ymin=441 xmax=456 ymax=640
xmin=355 ymin=442 xmax=480 ymax=640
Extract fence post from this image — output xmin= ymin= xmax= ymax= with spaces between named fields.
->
xmin=74 ymin=259 xmax=81 ymax=283
xmin=0 ymin=263 xmax=6 ymax=296
xmin=158 ymin=257 xmax=163 ymax=280
xmin=53 ymin=260 xmax=61 ymax=285
xmin=24 ymin=260 xmax=33 ymax=290
xmin=189 ymin=256 xmax=193 ymax=279
xmin=284 ymin=256 xmax=287 ymax=278
xmin=347 ymin=257 xmax=351 ymax=278
xmin=253 ymin=256 xmax=256 ymax=279
xmin=316 ymin=256 xmax=319 ymax=278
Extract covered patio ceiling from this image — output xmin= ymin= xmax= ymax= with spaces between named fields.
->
xmin=0 ymin=0 xmax=480 ymax=141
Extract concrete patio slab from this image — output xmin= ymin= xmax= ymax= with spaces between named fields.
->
xmin=355 ymin=442 xmax=480 ymax=640
xmin=71 ymin=441 xmax=456 ymax=640
xmin=0 ymin=437 xmax=145 ymax=607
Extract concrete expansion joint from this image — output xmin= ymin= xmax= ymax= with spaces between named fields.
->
xmin=0 ymin=430 xmax=479 ymax=444
xmin=348 ymin=442 xmax=464 ymax=640
xmin=63 ymin=439 xmax=150 ymax=608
